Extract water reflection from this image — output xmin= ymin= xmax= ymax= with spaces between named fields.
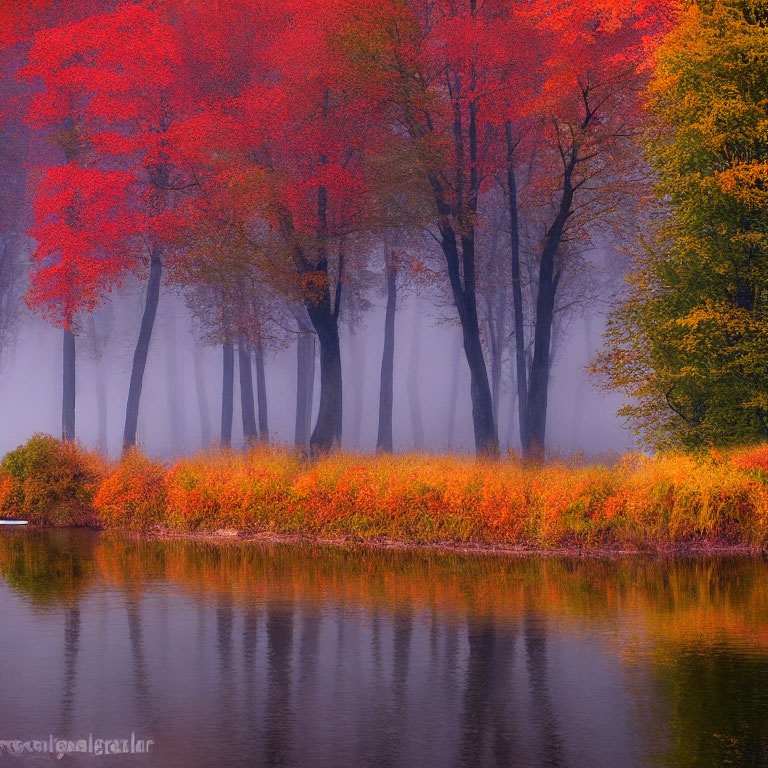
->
xmin=59 ymin=603 xmax=81 ymax=736
xmin=1 ymin=530 xmax=768 ymax=766
xmin=524 ymin=610 xmax=564 ymax=768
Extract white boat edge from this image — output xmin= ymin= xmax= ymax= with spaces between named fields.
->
xmin=0 ymin=520 xmax=28 ymax=526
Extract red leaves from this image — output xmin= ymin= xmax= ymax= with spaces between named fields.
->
xmin=20 ymin=3 xmax=196 ymax=326
xmin=0 ymin=1 xmax=53 ymax=49
xmin=28 ymin=164 xmax=140 ymax=327
xmin=22 ymin=3 xmax=181 ymax=125
xmin=14 ymin=0 xmax=681 ymax=329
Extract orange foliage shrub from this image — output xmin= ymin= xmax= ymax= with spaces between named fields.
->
xmin=164 ymin=447 xmax=302 ymax=531
xmin=530 ymin=464 xmax=625 ymax=547
xmin=94 ymin=449 xmax=167 ymax=531
xmin=615 ymin=452 xmax=768 ymax=546
xmin=0 ymin=467 xmax=17 ymax=516
xmin=0 ymin=434 xmax=105 ymax=526
xmin=293 ymin=453 xmax=530 ymax=543
xmin=731 ymin=445 xmax=768 ymax=476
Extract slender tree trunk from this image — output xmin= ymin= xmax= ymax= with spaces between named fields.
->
xmin=96 ymin=364 xmax=107 ymax=455
xmin=295 ymin=336 xmax=315 ymax=449
xmin=527 ymin=270 xmax=557 ymax=462
xmin=428 ymin=91 xmax=498 ymax=455
xmin=306 ymin=297 xmax=342 ymax=454
xmin=304 ymin=177 xmax=342 ymax=454
xmin=506 ymin=347 xmax=518 ymax=452
xmin=62 ymin=329 xmax=75 ymax=442
xmin=505 ymin=122 xmax=530 ymax=458
xmin=488 ymin=284 xmax=506 ymax=427
xmin=440 ymin=227 xmax=499 ymax=455
xmin=376 ymin=253 xmax=397 ymax=452
xmin=450 ymin=95 xmax=497 ymax=454
xmin=221 ymin=342 xmax=234 ymax=447
xmin=254 ymin=336 xmax=269 ymax=442
xmin=239 ymin=339 xmax=258 ymax=444
xmin=122 ymin=250 xmax=162 ymax=452
xmin=407 ymin=297 xmax=425 ymax=450
xmin=294 ymin=312 xmax=315 ymax=450
xmin=527 ymin=177 xmax=573 ymax=462
xmin=193 ymin=344 xmax=211 ymax=448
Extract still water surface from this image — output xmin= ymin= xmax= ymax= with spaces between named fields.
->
xmin=1 ymin=529 xmax=767 ymax=767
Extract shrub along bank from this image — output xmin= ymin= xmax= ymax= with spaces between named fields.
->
xmin=3 ymin=434 xmax=768 ymax=551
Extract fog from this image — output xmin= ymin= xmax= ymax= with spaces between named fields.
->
xmin=0 ymin=244 xmax=635 ymax=460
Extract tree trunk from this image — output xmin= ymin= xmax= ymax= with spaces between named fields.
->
xmin=505 ymin=122 xmax=530 ymax=458
xmin=303 ymin=178 xmax=342 ymax=454
xmin=306 ymin=297 xmax=342 ymax=454
xmin=407 ymin=297 xmax=425 ymax=450
xmin=193 ymin=344 xmax=212 ymax=448
xmin=294 ymin=317 xmax=315 ymax=450
xmin=527 ymin=261 xmax=557 ymax=462
xmin=62 ymin=329 xmax=75 ymax=442
xmin=505 ymin=346 xmax=518 ymax=452
xmin=239 ymin=339 xmax=258 ymax=444
xmin=427 ymin=90 xmax=498 ymax=455
xmin=254 ymin=336 xmax=269 ymax=442
xmin=488 ymin=284 xmax=506 ymax=428
xmin=526 ymin=175 xmax=573 ymax=462
xmin=439 ymin=227 xmax=499 ymax=455
xmin=96 ymin=364 xmax=108 ymax=455
xmin=122 ymin=250 xmax=162 ymax=452
xmin=376 ymin=253 xmax=397 ymax=452
xmin=221 ymin=342 xmax=234 ymax=447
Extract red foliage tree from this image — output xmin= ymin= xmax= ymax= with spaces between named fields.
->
xmin=21 ymin=1 xmax=197 ymax=449
xmin=324 ymin=0 xmax=542 ymax=455
xmin=176 ymin=0 xmax=382 ymax=452
xmin=3 ymin=0 xmax=108 ymax=441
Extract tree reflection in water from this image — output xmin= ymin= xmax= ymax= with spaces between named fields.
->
xmin=2 ymin=530 xmax=768 ymax=767
xmin=264 ymin=603 xmax=294 ymax=767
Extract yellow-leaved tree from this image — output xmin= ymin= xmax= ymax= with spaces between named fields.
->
xmin=595 ymin=0 xmax=768 ymax=449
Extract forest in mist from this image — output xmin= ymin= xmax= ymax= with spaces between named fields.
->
xmin=0 ymin=250 xmax=633 ymax=459
xmin=2 ymin=0 xmax=764 ymax=460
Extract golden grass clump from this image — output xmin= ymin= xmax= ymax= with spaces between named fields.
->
xmin=164 ymin=446 xmax=303 ymax=532
xmin=293 ymin=453 xmax=530 ymax=543
xmin=94 ymin=449 xmax=167 ymax=531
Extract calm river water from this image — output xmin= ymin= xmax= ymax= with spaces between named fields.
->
xmin=1 ymin=529 xmax=768 ymax=767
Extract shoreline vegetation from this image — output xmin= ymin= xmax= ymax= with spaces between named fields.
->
xmin=4 ymin=434 xmax=768 ymax=556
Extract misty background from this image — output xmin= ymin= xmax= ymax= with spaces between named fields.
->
xmin=0 ymin=236 xmax=634 ymax=459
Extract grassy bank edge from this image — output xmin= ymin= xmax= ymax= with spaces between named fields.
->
xmin=4 ymin=434 xmax=768 ymax=554
xmin=111 ymin=527 xmax=768 ymax=560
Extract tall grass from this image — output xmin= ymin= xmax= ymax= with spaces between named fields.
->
xmin=3 ymin=434 xmax=768 ymax=550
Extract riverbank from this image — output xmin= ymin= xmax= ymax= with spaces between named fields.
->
xmin=3 ymin=434 xmax=768 ymax=553
xmin=140 ymin=527 xmax=768 ymax=560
